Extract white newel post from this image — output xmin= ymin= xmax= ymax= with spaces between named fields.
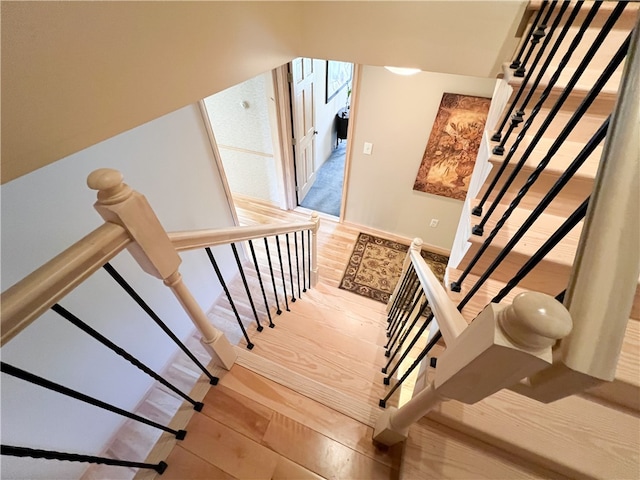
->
xmin=310 ymin=212 xmax=320 ymax=287
xmin=373 ymin=292 xmax=572 ymax=446
xmin=386 ymin=238 xmax=422 ymax=314
xmin=87 ymin=168 xmax=237 ymax=370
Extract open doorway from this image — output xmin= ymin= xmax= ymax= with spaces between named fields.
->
xmin=290 ymin=58 xmax=353 ymax=219
xmin=202 ymin=71 xmax=286 ymax=214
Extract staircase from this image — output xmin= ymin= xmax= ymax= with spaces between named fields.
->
xmin=98 ymin=4 xmax=639 ymax=477
xmin=4 ymin=3 xmax=638 ymax=479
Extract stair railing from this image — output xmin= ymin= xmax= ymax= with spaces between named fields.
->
xmin=374 ymin=6 xmax=638 ymax=446
xmin=374 ymin=238 xmax=572 ymax=445
xmin=1 ymin=168 xmax=320 ymax=475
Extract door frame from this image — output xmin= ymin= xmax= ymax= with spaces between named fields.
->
xmin=273 ymin=64 xmax=298 ymax=211
xmin=274 ymin=60 xmax=360 ymax=221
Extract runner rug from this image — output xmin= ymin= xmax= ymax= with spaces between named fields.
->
xmin=339 ymin=233 xmax=449 ymax=304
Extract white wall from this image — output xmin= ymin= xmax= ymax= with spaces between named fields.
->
xmin=345 ymin=66 xmax=496 ymax=252
xmin=204 ymin=72 xmax=284 ymax=206
xmin=0 ymin=105 xmax=237 ymax=479
xmin=313 ymin=59 xmax=352 ymax=169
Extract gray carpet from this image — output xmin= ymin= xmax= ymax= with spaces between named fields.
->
xmin=300 ymin=142 xmax=346 ymax=217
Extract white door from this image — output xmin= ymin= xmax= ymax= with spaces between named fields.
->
xmin=291 ymin=57 xmax=317 ymax=202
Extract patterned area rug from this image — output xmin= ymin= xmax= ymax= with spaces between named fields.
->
xmin=339 ymin=233 xmax=449 ymax=304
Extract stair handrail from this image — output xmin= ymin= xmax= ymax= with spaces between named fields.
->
xmin=169 ymin=220 xmax=317 ymax=252
xmin=0 ymin=223 xmax=131 ymax=346
xmin=403 ymin=238 xmax=467 ymax=344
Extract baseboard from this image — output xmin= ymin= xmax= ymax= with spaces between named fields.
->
xmin=340 ymin=220 xmax=451 ymax=257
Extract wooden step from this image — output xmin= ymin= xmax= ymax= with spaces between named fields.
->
xmin=461 ymin=207 xmax=581 ymax=297
xmin=401 ymin=417 xmax=566 ymax=480
xmin=427 ymin=387 xmax=640 ymax=479
xmin=462 ymin=201 xmax=640 ymax=320
xmin=489 ymin=134 xmax=604 ymax=182
xmin=476 ymin=160 xmax=592 ymax=218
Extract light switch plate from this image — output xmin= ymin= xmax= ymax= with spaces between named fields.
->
xmin=363 ymin=142 xmax=373 ymax=155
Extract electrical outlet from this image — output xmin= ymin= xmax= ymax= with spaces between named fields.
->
xmin=430 ymin=219 xmax=439 ymax=228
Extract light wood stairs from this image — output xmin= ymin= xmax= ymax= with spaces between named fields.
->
xmin=88 ymin=4 xmax=639 ymax=479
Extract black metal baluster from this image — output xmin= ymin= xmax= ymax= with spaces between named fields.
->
xmin=264 ymin=237 xmax=283 ymax=315
xmin=301 ymin=230 xmax=307 ymax=293
xmin=512 ymin=1 xmax=591 ymax=123
xmin=275 ymin=235 xmax=290 ymax=312
xmin=384 ymin=301 xmax=431 ymax=371
xmin=380 ymin=329 xmax=442 ymax=407
xmin=294 ymin=232 xmax=302 ymax=299
xmin=307 ymin=229 xmax=312 ymax=289
xmin=491 ymin=1 xmax=575 ymax=151
xmin=285 ymin=233 xmax=296 ymax=303
xmin=382 ymin=312 xmax=434 ymax=382
xmin=386 ymin=273 xmax=420 ymax=343
xmin=102 ymin=263 xmax=219 ymax=385
xmin=510 ymin=1 xmax=549 ymax=70
xmin=386 ymin=290 xmax=424 ymax=354
xmin=205 ymin=247 xmax=254 ymax=349
xmin=475 ymin=0 xmax=608 ymax=218
xmin=453 ymin=116 xmax=610 ymax=293
xmin=51 ymin=304 xmax=204 ymax=411
xmin=1 ymin=445 xmax=168 ymax=474
xmin=387 ymin=267 xmax=414 ymax=325
xmin=472 ymin=9 xmax=627 ymax=237
xmin=248 ymin=240 xmax=275 ymax=328
xmin=489 ymin=198 xmax=589 ymax=306
xmin=231 ymin=243 xmax=263 ymax=332
xmin=1 ymin=362 xmax=187 ymax=439
xmin=387 ymin=269 xmax=417 ymax=335
xmin=514 ymin=1 xmax=557 ymax=77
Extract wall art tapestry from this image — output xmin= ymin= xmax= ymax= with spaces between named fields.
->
xmin=413 ymin=93 xmax=491 ymax=200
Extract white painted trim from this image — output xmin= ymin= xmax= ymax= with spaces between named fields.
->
xmin=273 ymin=65 xmax=297 ymax=210
xmin=341 ymin=219 xmax=451 ymax=257
xmin=197 ymin=99 xmax=239 ymax=226
xmin=339 ymin=63 xmax=361 ymax=223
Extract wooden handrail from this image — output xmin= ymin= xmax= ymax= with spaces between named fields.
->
xmin=1 ymin=223 xmax=131 ymax=346
xmin=168 ymin=222 xmax=316 ymax=252
xmin=407 ymin=239 xmax=468 ymax=344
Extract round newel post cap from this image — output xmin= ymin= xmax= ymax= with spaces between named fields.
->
xmin=411 ymin=238 xmax=424 ymax=250
xmin=87 ymin=168 xmax=133 ymax=204
xmin=499 ymin=292 xmax=573 ymax=350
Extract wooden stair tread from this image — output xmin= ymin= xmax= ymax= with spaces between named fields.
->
xmin=503 ymin=60 xmax=624 ymax=99
xmin=467 ymin=206 xmax=581 ymax=270
xmin=402 ymin=418 xmax=563 ymax=480
xmin=464 ymin=202 xmax=640 ymax=318
xmin=428 ymin=388 xmax=640 ymax=479
xmin=235 ymin=346 xmax=383 ymax=428
xmin=489 ymin=133 xmax=604 ymax=181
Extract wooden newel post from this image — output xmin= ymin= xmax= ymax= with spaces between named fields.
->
xmin=387 ymin=238 xmax=422 ymax=314
xmin=87 ymin=168 xmax=237 ymax=370
xmin=373 ymin=292 xmax=572 ymax=446
xmin=310 ymin=212 xmax=320 ymax=287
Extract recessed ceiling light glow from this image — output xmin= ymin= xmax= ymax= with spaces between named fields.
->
xmin=384 ymin=66 xmax=422 ymax=76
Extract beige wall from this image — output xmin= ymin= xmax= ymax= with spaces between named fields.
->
xmin=1 ymin=1 xmax=526 ymax=184
xmin=344 ymin=66 xmax=496 ymax=251
xmin=1 ymin=1 xmax=302 ymax=183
